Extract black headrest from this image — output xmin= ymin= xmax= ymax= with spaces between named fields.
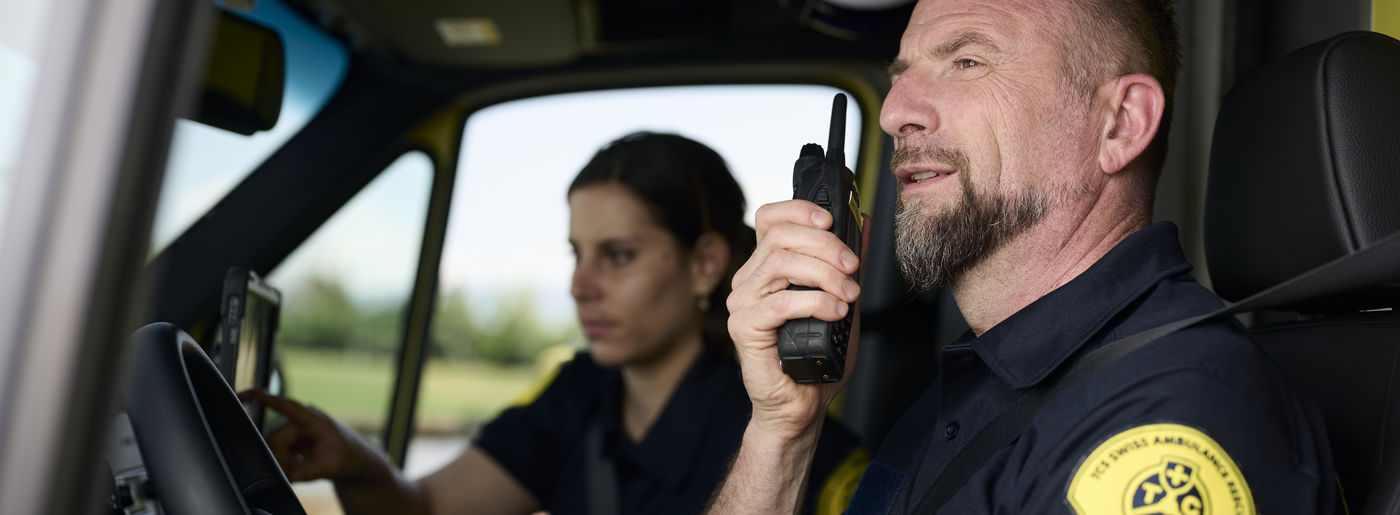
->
xmin=1205 ymin=31 xmax=1400 ymax=311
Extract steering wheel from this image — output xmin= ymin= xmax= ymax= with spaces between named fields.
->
xmin=122 ymin=322 xmax=305 ymax=515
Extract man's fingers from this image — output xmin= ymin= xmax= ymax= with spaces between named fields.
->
xmin=755 ymin=200 xmax=832 ymax=241
xmin=732 ymin=249 xmax=859 ymax=311
xmin=763 ymin=223 xmax=861 ymax=274
xmin=734 ymin=223 xmax=859 ymax=289
xmin=730 ymin=290 xmax=850 ymax=347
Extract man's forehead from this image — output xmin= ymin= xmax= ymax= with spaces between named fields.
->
xmin=902 ymin=0 xmax=1067 ymax=51
xmin=909 ymin=0 xmax=1066 ymax=20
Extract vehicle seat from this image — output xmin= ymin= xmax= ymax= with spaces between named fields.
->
xmin=1205 ymin=31 xmax=1400 ymax=514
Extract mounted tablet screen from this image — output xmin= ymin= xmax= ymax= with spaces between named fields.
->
xmin=218 ymin=267 xmax=281 ymax=429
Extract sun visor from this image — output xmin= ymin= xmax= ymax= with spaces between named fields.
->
xmin=193 ymin=11 xmax=285 ymax=135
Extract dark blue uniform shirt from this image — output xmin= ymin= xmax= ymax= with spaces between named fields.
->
xmin=847 ymin=222 xmax=1338 ymax=514
xmin=476 ymin=348 xmax=868 ymax=515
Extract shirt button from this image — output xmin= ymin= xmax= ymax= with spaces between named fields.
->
xmin=944 ymin=421 xmax=960 ymax=440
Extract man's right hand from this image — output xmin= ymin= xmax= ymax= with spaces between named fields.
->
xmin=727 ymin=199 xmax=869 ymax=442
xmin=253 ymin=390 xmax=390 ymax=485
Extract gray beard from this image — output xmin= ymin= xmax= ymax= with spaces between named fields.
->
xmin=893 ymin=164 xmax=1055 ymax=291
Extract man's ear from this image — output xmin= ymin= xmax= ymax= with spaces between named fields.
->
xmin=1098 ymin=73 xmax=1165 ymax=175
xmin=690 ymin=232 xmax=730 ymax=297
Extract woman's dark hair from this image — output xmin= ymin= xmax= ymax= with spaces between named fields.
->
xmin=568 ymin=132 xmax=757 ymax=355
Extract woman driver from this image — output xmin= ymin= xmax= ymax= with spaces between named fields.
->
xmin=257 ymin=132 xmax=867 ymax=514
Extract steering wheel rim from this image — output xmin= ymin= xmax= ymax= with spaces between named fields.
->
xmin=122 ymin=322 xmax=304 ymax=515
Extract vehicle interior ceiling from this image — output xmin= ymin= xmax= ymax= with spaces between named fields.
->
xmin=143 ymin=0 xmax=1387 ymax=459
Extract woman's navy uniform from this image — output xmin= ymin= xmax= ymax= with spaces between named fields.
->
xmin=476 ymin=347 xmax=868 ymax=514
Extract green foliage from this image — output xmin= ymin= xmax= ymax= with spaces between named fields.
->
xmin=431 ymin=288 xmax=576 ymax=365
xmin=278 ymin=274 xmax=575 ymax=366
xmin=278 ymin=275 xmax=364 ymax=351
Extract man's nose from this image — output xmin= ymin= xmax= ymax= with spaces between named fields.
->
xmin=880 ymin=75 xmax=938 ymax=137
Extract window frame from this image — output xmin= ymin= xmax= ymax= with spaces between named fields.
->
xmin=139 ymin=63 xmax=890 ymax=470
xmin=0 ymin=0 xmax=214 ymax=512
xmin=387 ymin=69 xmax=888 ymax=466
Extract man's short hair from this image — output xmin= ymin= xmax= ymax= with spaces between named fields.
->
xmin=1059 ymin=0 xmax=1182 ymax=178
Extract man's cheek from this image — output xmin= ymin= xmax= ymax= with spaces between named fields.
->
xmin=980 ymin=75 xmax=1040 ymax=124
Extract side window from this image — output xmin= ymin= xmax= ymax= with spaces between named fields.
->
xmin=266 ymin=151 xmax=433 ymax=510
xmin=0 ymin=2 xmax=57 ymax=233
xmin=404 ymin=85 xmax=862 ymax=477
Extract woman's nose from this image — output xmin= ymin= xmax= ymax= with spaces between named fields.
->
xmin=570 ymin=262 xmax=600 ymax=302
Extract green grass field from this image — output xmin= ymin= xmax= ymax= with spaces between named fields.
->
xmin=278 ymin=347 xmax=549 ymax=435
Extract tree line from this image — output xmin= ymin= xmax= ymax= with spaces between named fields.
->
xmin=278 ymin=275 xmax=577 ymax=365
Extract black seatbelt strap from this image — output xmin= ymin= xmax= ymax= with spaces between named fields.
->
xmin=907 ymin=312 xmax=1215 ymax=513
xmin=585 ymin=413 xmax=620 ymax=515
xmin=909 ymin=230 xmax=1400 ymax=514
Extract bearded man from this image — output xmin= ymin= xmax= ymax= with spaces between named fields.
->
xmin=709 ymin=0 xmax=1338 ymax=513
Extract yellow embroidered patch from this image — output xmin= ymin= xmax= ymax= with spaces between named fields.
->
xmin=1067 ymin=423 xmax=1254 ymax=515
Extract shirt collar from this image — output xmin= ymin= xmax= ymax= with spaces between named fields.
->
xmin=599 ymin=348 xmax=740 ymax=489
xmin=967 ymin=222 xmax=1193 ymax=389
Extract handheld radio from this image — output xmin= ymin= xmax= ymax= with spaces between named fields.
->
xmin=777 ymin=93 xmax=862 ymax=383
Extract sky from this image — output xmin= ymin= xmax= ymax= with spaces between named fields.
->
xmin=436 ymin=85 xmax=863 ymax=323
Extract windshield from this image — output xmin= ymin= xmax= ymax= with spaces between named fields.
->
xmin=148 ymin=0 xmax=348 ymax=253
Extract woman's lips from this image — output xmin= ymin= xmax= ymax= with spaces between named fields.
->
xmin=581 ymin=321 xmax=616 ymax=339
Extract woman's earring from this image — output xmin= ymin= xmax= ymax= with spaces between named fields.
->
xmin=697 ymin=296 xmax=711 ymax=312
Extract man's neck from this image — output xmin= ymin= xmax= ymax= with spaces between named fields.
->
xmin=952 ymin=193 xmax=1149 ymax=336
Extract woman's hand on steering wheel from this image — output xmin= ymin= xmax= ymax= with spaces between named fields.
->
xmin=251 ymin=390 xmax=391 ymax=485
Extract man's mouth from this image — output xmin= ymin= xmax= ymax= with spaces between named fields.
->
xmin=898 ymin=167 xmax=957 ymax=187
xmin=891 ymin=143 xmax=968 ymax=189
xmin=910 ymin=171 xmax=944 ymax=183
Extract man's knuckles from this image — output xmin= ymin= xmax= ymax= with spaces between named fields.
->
xmin=761 ymin=290 xmax=846 ymax=321
xmin=754 ymin=202 xmax=780 ymax=227
xmin=760 ymin=289 xmax=795 ymax=318
xmin=727 ymin=309 xmax=778 ymax=346
xmin=767 ymin=247 xmax=797 ymax=272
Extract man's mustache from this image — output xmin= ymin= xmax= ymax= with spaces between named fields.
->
xmin=891 ymin=144 xmax=970 ymax=173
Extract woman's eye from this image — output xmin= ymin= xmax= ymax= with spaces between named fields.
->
xmin=955 ymin=58 xmax=982 ymax=70
xmin=607 ymin=249 xmax=636 ymax=265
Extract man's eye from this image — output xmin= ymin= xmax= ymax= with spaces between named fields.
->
xmin=955 ymin=58 xmax=982 ymax=70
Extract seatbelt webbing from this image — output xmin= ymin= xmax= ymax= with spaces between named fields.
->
xmin=585 ymin=413 xmax=620 ymax=515
xmin=909 ymin=230 xmax=1400 ymax=514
